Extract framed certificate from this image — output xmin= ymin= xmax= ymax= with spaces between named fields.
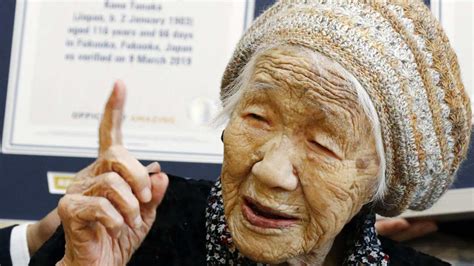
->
xmin=3 ymin=0 xmax=255 ymax=163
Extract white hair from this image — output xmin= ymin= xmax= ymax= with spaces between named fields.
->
xmin=215 ymin=45 xmax=387 ymax=202
xmin=340 ymin=64 xmax=387 ymax=202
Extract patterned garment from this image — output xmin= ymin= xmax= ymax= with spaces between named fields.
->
xmin=343 ymin=209 xmax=390 ymax=266
xmin=205 ymin=180 xmax=389 ymax=265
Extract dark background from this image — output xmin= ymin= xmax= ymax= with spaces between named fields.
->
xmin=0 ymin=0 xmax=472 ymax=220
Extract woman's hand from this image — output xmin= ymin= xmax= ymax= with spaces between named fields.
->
xmin=56 ymin=81 xmax=169 ymax=265
xmin=375 ymin=217 xmax=438 ymax=242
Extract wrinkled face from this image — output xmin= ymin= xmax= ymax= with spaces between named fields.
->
xmin=221 ymin=47 xmax=380 ymax=264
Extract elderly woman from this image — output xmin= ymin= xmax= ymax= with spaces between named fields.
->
xmin=29 ymin=0 xmax=470 ymax=265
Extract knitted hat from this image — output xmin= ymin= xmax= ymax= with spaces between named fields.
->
xmin=221 ymin=0 xmax=471 ymax=216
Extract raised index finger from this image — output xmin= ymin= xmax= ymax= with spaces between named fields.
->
xmin=99 ymin=80 xmax=126 ymax=154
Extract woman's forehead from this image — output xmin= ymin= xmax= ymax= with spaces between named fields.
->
xmin=250 ymin=47 xmax=359 ymax=101
xmin=246 ymin=47 xmax=362 ymax=115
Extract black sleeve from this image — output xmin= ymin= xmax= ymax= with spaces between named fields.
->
xmin=127 ymin=175 xmax=212 ymax=265
xmin=29 ymin=225 xmax=65 ymax=266
xmin=0 ymin=225 xmax=15 ymax=266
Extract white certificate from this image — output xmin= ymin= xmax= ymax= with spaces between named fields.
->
xmin=3 ymin=0 xmax=254 ymax=163
xmin=434 ymin=0 xmax=474 ymax=116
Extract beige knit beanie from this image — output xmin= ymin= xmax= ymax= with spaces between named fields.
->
xmin=221 ymin=0 xmax=471 ymax=216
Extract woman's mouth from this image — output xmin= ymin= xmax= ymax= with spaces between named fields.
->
xmin=241 ymin=197 xmax=298 ymax=229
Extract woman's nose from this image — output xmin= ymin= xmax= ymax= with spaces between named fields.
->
xmin=251 ymin=137 xmax=298 ymax=191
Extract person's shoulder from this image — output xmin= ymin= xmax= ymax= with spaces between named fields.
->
xmin=128 ymin=174 xmax=215 ymax=265
xmin=152 ymin=173 xmax=214 ymax=230
xmin=164 ymin=174 xmax=214 ymax=210
xmin=380 ymin=236 xmax=450 ymax=266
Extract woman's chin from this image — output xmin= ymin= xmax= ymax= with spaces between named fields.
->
xmin=227 ymin=209 xmax=305 ymax=264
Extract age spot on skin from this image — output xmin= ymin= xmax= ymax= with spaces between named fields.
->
xmin=355 ymin=158 xmax=369 ymax=169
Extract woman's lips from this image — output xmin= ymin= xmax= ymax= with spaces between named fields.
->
xmin=241 ymin=197 xmax=298 ymax=229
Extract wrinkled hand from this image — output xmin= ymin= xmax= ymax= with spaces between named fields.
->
xmin=56 ymin=81 xmax=169 ymax=266
xmin=375 ymin=218 xmax=438 ymax=242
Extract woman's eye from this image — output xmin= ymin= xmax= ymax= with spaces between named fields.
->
xmin=308 ymin=140 xmax=340 ymax=160
xmin=248 ymin=113 xmax=267 ymax=122
xmin=243 ymin=113 xmax=270 ymax=129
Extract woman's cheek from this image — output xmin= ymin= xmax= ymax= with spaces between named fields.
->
xmin=301 ymin=171 xmax=360 ymax=239
xmin=305 ymin=195 xmax=352 ymax=244
xmin=223 ymin=125 xmax=264 ymax=178
xmin=223 ymin=144 xmax=254 ymax=179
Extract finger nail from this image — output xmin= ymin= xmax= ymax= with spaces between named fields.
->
xmin=140 ymin=188 xmax=152 ymax=202
xmin=134 ymin=215 xmax=143 ymax=228
xmin=146 ymin=162 xmax=161 ymax=174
